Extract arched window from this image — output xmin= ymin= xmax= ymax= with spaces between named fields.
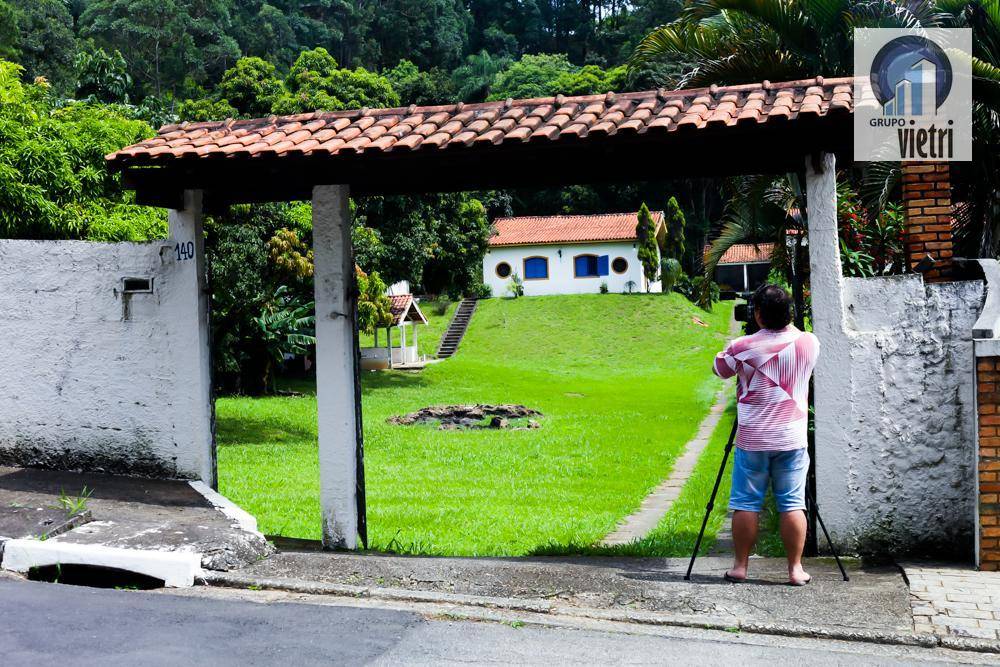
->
xmin=495 ymin=261 xmax=512 ymax=279
xmin=612 ymin=257 xmax=628 ymax=274
xmin=523 ymin=256 xmax=549 ymax=280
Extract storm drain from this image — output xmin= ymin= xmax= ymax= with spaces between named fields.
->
xmin=2 ymin=539 xmax=202 ymax=587
xmin=28 ymin=563 xmax=164 ymax=589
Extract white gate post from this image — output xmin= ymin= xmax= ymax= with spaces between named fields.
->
xmin=167 ymin=190 xmax=215 ymax=486
xmin=805 ymin=152 xmax=850 ymax=540
xmin=312 ymin=184 xmax=360 ymax=549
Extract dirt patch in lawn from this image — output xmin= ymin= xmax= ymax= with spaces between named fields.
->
xmin=388 ymin=404 xmax=542 ymax=430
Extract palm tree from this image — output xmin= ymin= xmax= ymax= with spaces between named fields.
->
xmin=452 ymin=50 xmax=512 ymax=103
xmin=631 ymin=0 xmax=1000 ymax=294
xmin=629 ymin=0 xmax=948 ymax=89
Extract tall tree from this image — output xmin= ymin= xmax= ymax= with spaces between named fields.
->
xmin=81 ymin=0 xmax=239 ymax=97
xmin=664 ymin=195 xmax=686 ymax=261
xmin=0 ymin=1 xmax=17 ymax=61
xmin=74 ymin=47 xmax=132 ymax=103
xmin=8 ymin=0 xmax=77 ymax=94
xmin=451 ymin=50 xmax=510 ymax=102
xmin=217 ymin=56 xmax=283 ymax=117
xmin=271 ymin=47 xmax=398 ymax=114
xmin=635 ymin=202 xmax=659 ymax=292
xmin=359 ymin=0 xmax=472 ymax=71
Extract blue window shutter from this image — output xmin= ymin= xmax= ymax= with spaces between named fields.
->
xmin=524 ymin=257 xmax=548 ymax=279
xmin=597 ymin=255 xmax=609 ymax=276
xmin=575 ymin=255 xmax=589 ymax=276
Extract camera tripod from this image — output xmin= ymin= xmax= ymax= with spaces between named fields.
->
xmin=683 ymin=417 xmax=849 ymax=582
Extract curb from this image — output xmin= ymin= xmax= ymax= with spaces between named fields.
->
xmin=201 ymin=571 xmax=1000 ymax=655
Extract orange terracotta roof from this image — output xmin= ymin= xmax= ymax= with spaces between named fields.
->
xmin=489 ymin=211 xmax=663 ymax=246
xmin=105 ymin=77 xmax=853 ymax=168
xmin=713 ymin=243 xmax=775 ymax=265
xmin=388 ymin=294 xmax=428 ymax=327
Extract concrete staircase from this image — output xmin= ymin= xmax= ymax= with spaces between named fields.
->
xmin=436 ymin=298 xmax=478 ymax=358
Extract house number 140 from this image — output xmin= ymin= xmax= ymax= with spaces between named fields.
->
xmin=175 ymin=241 xmax=195 ymax=261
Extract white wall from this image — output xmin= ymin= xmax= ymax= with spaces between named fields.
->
xmin=814 ymin=276 xmax=983 ymax=557
xmin=0 ymin=239 xmax=213 ymax=481
xmin=482 ymin=242 xmax=661 ymax=297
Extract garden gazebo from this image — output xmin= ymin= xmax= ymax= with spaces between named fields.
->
xmin=106 ymin=77 xmax=854 ymax=550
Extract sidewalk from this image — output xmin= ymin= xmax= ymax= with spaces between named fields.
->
xmin=902 ymin=563 xmax=1000 ymax=641
xmin=205 ymin=551 xmax=918 ymax=638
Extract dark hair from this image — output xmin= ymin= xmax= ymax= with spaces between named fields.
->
xmin=751 ymin=284 xmax=793 ymax=330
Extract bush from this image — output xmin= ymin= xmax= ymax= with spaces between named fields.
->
xmin=508 ymin=272 xmax=524 ymax=297
xmin=599 ymin=281 xmax=609 ymax=294
xmin=660 ymin=258 xmax=683 ymax=293
xmin=471 ymin=283 xmax=492 ymax=299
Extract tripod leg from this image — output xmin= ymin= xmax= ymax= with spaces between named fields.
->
xmin=814 ymin=507 xmax=849 ymax=581
xmin=685 ymin=420 xmax=738 ymax=581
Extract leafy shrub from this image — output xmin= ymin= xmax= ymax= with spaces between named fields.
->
xmin=660 ymin=258 xmax=683 ymax=293
xmin=508 ymin=272 xmax=524 ymax=297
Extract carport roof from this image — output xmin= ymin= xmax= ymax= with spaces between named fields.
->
xmin=107 ymin=76 xmax=855 ymax=209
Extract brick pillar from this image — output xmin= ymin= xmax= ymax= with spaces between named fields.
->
xmin=977 ymin=356 xmax=1000 ymax=571
xmin=902 ymin=162 xmax=954 ymax=282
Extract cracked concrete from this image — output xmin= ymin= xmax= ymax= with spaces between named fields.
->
xmin=0 ymin=466 xmax=271 ymax=573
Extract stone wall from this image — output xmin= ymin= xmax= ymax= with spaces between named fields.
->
xmin=0 ymin=239 xmax=213 ymax=481
xmin=815 ymin=274 xmax=984 ymax=558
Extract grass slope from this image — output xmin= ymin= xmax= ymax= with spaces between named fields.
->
xmin=218 ymin=293 xmax=734 ymax=556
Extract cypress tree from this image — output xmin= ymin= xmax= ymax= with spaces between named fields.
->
xmin=665 ymin=196 xmax=686 ymax=261
xmin=635 ymin=203 xmax=659 ymax=292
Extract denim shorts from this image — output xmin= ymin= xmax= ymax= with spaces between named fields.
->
xmin=729 ymin=447 xmax=809 ymax=513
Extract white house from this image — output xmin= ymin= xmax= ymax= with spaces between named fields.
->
xmin=482 ymin=212 xmax=664 ymax=297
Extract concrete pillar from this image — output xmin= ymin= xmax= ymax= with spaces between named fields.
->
xmin=167 ymin=190 xmax=215 ymax=486
xmin=805 ymin=153 xmax=851 ymax=544
xmin=312 ymin=184 xmax=361 ymax=549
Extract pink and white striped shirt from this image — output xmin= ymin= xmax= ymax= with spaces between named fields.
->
xmin=713 ymin=326 xmax=819 ymax=451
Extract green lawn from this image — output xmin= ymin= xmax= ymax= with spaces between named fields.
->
xmin=218 ymin=293 xmax=735 ymax=556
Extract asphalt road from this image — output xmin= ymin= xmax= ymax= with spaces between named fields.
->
xmin=0 ymin=579 xmax=991 ymax=665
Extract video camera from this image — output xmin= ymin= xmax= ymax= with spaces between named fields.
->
xmin=733 ymin=294 xmax=760 ymax=335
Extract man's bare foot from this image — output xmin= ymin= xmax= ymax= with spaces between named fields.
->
xmin=788 ymin=564 xmax=811 ymax=586
xmin=725 ymin=566 xmax=747 ymax=582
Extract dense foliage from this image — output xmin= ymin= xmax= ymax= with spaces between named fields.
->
xmin=0 ymin=60 xmax=164 ymax=240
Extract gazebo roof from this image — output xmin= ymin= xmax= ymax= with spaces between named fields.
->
xmin=388 ymin=294 xmax=428 ymax=327
xmin=106 ymin=76 xmax=854 ymax=208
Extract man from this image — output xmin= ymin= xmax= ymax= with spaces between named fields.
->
xmin=713 ymin=284 xmax=819 ymax=586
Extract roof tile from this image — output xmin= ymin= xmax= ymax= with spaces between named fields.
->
xmin=107 ymin=77 xmax=857 ymax=167
xmin=489 ymin=211 xmax=664 ymax=247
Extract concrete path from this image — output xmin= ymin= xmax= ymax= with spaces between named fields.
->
xmin=602 ymin=385 xmax=732 ymax=546
xmin=3 ymin=578 xmax=993 ymax=665
xmin=903 ymin=563 xmax=1000 ymax=641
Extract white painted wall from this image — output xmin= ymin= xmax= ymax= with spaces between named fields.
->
xmin=808 ymin=152 xmax=983 ymax=558
xmin=816 ymin=276 xmax=982 ymax=557
xmin=482 ymin=242 xmax=661 ymax=297
xmin=0 ymin=237 xmax=213 ymax=481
